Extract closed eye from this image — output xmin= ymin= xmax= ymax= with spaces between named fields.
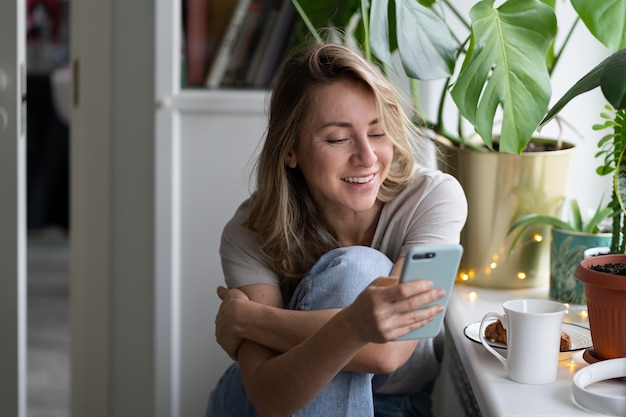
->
xmin=326 ymin=138 xmax=349 ymax=145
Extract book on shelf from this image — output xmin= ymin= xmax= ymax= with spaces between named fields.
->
xmin=184 ymin=0 xmax=210 ymax=86
xmin=204 ymin=0 xmax=299 ymax=89
xmin=182 ymin=0 xmax=238 ymax=88
xmin=221 ymin=0 xmax=268 ymax=87
xmin=250 ymin=0 xmax=297 ymax=88
xmin=244 ymin=3 xmax=280 ymax=86
xmin=204 ymin=0 xmax=253 ymax=88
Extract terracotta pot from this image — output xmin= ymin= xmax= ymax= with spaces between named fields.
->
xmin=574 ymin=254 xmax=626 ymax=360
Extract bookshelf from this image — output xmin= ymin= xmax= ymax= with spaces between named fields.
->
xmin=182 ymin=0 xmax=298 ymax=89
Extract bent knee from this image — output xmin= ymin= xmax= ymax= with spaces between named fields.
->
xmin=291 ymin=247 xmax=393 ymax=310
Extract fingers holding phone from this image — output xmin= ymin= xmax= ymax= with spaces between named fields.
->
xmin=395 ymin=244 xmax=463 ymax=341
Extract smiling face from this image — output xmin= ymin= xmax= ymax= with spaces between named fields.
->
xmin=286 ymin=79 xmax=394 ymax=223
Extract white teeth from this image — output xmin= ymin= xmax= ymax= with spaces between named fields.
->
xmin=343 ymin=174 xmax=374 ymax=183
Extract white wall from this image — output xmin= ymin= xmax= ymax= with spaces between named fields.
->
xmin=547 ymin=7 xmax=613 ymax=213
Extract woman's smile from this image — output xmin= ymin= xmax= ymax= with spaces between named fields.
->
xmin=341 ymin=173 xmax=376 ymax=184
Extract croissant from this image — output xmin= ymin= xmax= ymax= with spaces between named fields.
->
xmin=484 ymin=320 xmax=572 ymax=350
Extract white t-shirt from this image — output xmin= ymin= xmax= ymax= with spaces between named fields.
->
xmin=220 ymin=167 xmax=468 ymax=289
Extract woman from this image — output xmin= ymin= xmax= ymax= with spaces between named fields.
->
xmin=207 ymin=43 xmax=467 ymax=417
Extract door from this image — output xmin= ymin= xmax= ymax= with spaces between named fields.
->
xmin=0 ymin=1 xmax=27 ymax=417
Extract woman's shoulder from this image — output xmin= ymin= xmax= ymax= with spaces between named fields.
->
xmin=383 ymin=167 xmax=466 ymax=218
xmin=222 ymin=198 xmax=257 ymax=244
xmin=404 ymin=167 xmax=463 ymax=195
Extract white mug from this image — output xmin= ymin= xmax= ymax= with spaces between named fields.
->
xmin=479 ymin=299 xmax=566 ymax=384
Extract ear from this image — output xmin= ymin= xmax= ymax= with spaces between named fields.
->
xmin=285 ymin=149 xmax=297 ymax=168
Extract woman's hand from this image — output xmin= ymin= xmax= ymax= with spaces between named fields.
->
xmin=343 ymin=277 xmax=445 ymax=344
xmin=215 ymin=286 xmax=250 ymax=360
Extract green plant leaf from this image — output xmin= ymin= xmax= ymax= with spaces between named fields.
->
xmin=369 ymin=0 xmax=393 ymax=67
xmin=569 ymin=199 xmax=583 ymax=232
xmin=369 ymin=0 xmax=457 ymax=80
xmin=600 ymin=49 xmax=626 ymax=110
xmin=584 ymin=206 xmax=613 ymax=234
xmin=507 ymin=213 xmax=574 ymax=255
xmin=450 ymin=0 xmax=557 ymax=154
xmin=572 ymin=0 xmax=626 ymax=52
xmin=541 ymin=48 xmax=626 ymax=126
xmin=509 ymin=214 xmax=577 ymax=234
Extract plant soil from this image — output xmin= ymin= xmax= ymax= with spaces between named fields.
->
xmin=589 ymin=263 xmax=626 ymax=276
xmin=492 ymin=141 xmax=563 ymax=152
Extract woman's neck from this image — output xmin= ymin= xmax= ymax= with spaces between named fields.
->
xmin=326 ymin=203 xmax=383 ymax=247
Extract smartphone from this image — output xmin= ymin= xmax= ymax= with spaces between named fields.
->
xmin=395 ymin=244 xmax=463 ymax=340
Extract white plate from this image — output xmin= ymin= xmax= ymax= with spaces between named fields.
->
xmin=464 ymin=320 xmax=592 ymax=360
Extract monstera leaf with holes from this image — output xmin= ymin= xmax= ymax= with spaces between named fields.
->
xmin=450 ymin=0 xmax=557 ymax=154
xmin=368 ymin=0 xmax=558 ymax=154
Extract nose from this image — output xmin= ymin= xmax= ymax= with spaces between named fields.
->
xmin=351 ymin=136 xmax=377 ymax=166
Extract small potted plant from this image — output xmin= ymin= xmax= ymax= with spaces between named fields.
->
xmin=508 ymin=199 xmax=612 ymax=304
xmin=540 ymin=48 xmax=626 ymax=361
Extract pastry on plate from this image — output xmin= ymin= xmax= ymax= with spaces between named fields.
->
xmin=484 ymin=319 xmax=572 ymax=350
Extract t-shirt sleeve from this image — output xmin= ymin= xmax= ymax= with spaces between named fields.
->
xmin=376 ymin=169 xmax=468 ymax=262
xmin=401 ymin=172 xmax=467 ymax=255
xmin=219 ymin=200 xmax=280 ymax=289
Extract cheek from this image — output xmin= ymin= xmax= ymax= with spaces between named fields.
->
xmin=378 ymin=142 xmax=395 ymax=168
xmin=298 ymin=149 xmax=334 ymax=180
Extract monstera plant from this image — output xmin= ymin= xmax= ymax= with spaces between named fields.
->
xmin=294 ymin=0 xmax=626 ymax=154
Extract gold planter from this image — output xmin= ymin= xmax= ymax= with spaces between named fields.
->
xmin=437 ymin=138 xmax=575 ymax=288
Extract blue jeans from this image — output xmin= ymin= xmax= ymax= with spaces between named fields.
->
xmin=373 ymin=379 xmax=435 ymax=417
xmin=207 ymin=246 xmax=427 ymax=417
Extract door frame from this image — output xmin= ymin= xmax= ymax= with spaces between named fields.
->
xmin=0 ymin=0 xmax=27 ymax=416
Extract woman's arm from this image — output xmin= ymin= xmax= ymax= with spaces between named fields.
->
xmin=233 ymin=276 xmax=445 ymax=417
xmin=215 ymin=258 xmax=423 ymax=373
xmin=217 ymin=292 xmax=419 ymax=373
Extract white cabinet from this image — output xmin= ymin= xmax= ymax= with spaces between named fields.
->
xmin=159 ymin=92 xmax=268 ymax=416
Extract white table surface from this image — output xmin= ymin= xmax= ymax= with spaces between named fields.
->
xmin=444 ymin=284 xmax=624 ymax=417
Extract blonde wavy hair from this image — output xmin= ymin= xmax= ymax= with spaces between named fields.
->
xmin=243 ymin=43 xmax=427 ymax=288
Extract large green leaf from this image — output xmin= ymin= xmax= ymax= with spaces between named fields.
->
xmin=572 ymin=0 xmax=626 ymax=53
xmin=449 ymin=0 xmax=557 ymax=154
xmin=369 ymin=0 xmax=394 ymax=69
xmin=541 ymin=48 xmax=626 ymax=126
xmin=600 ymin=49 xmax=626 ymax=110
xmin=369 ymin=0 xmax=457 ymax=80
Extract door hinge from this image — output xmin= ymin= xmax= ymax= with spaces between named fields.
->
xmin=20 ymin=63 xmax=26 ymax=136
xmin=73 ymin=59 xmax=79 ymax=108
